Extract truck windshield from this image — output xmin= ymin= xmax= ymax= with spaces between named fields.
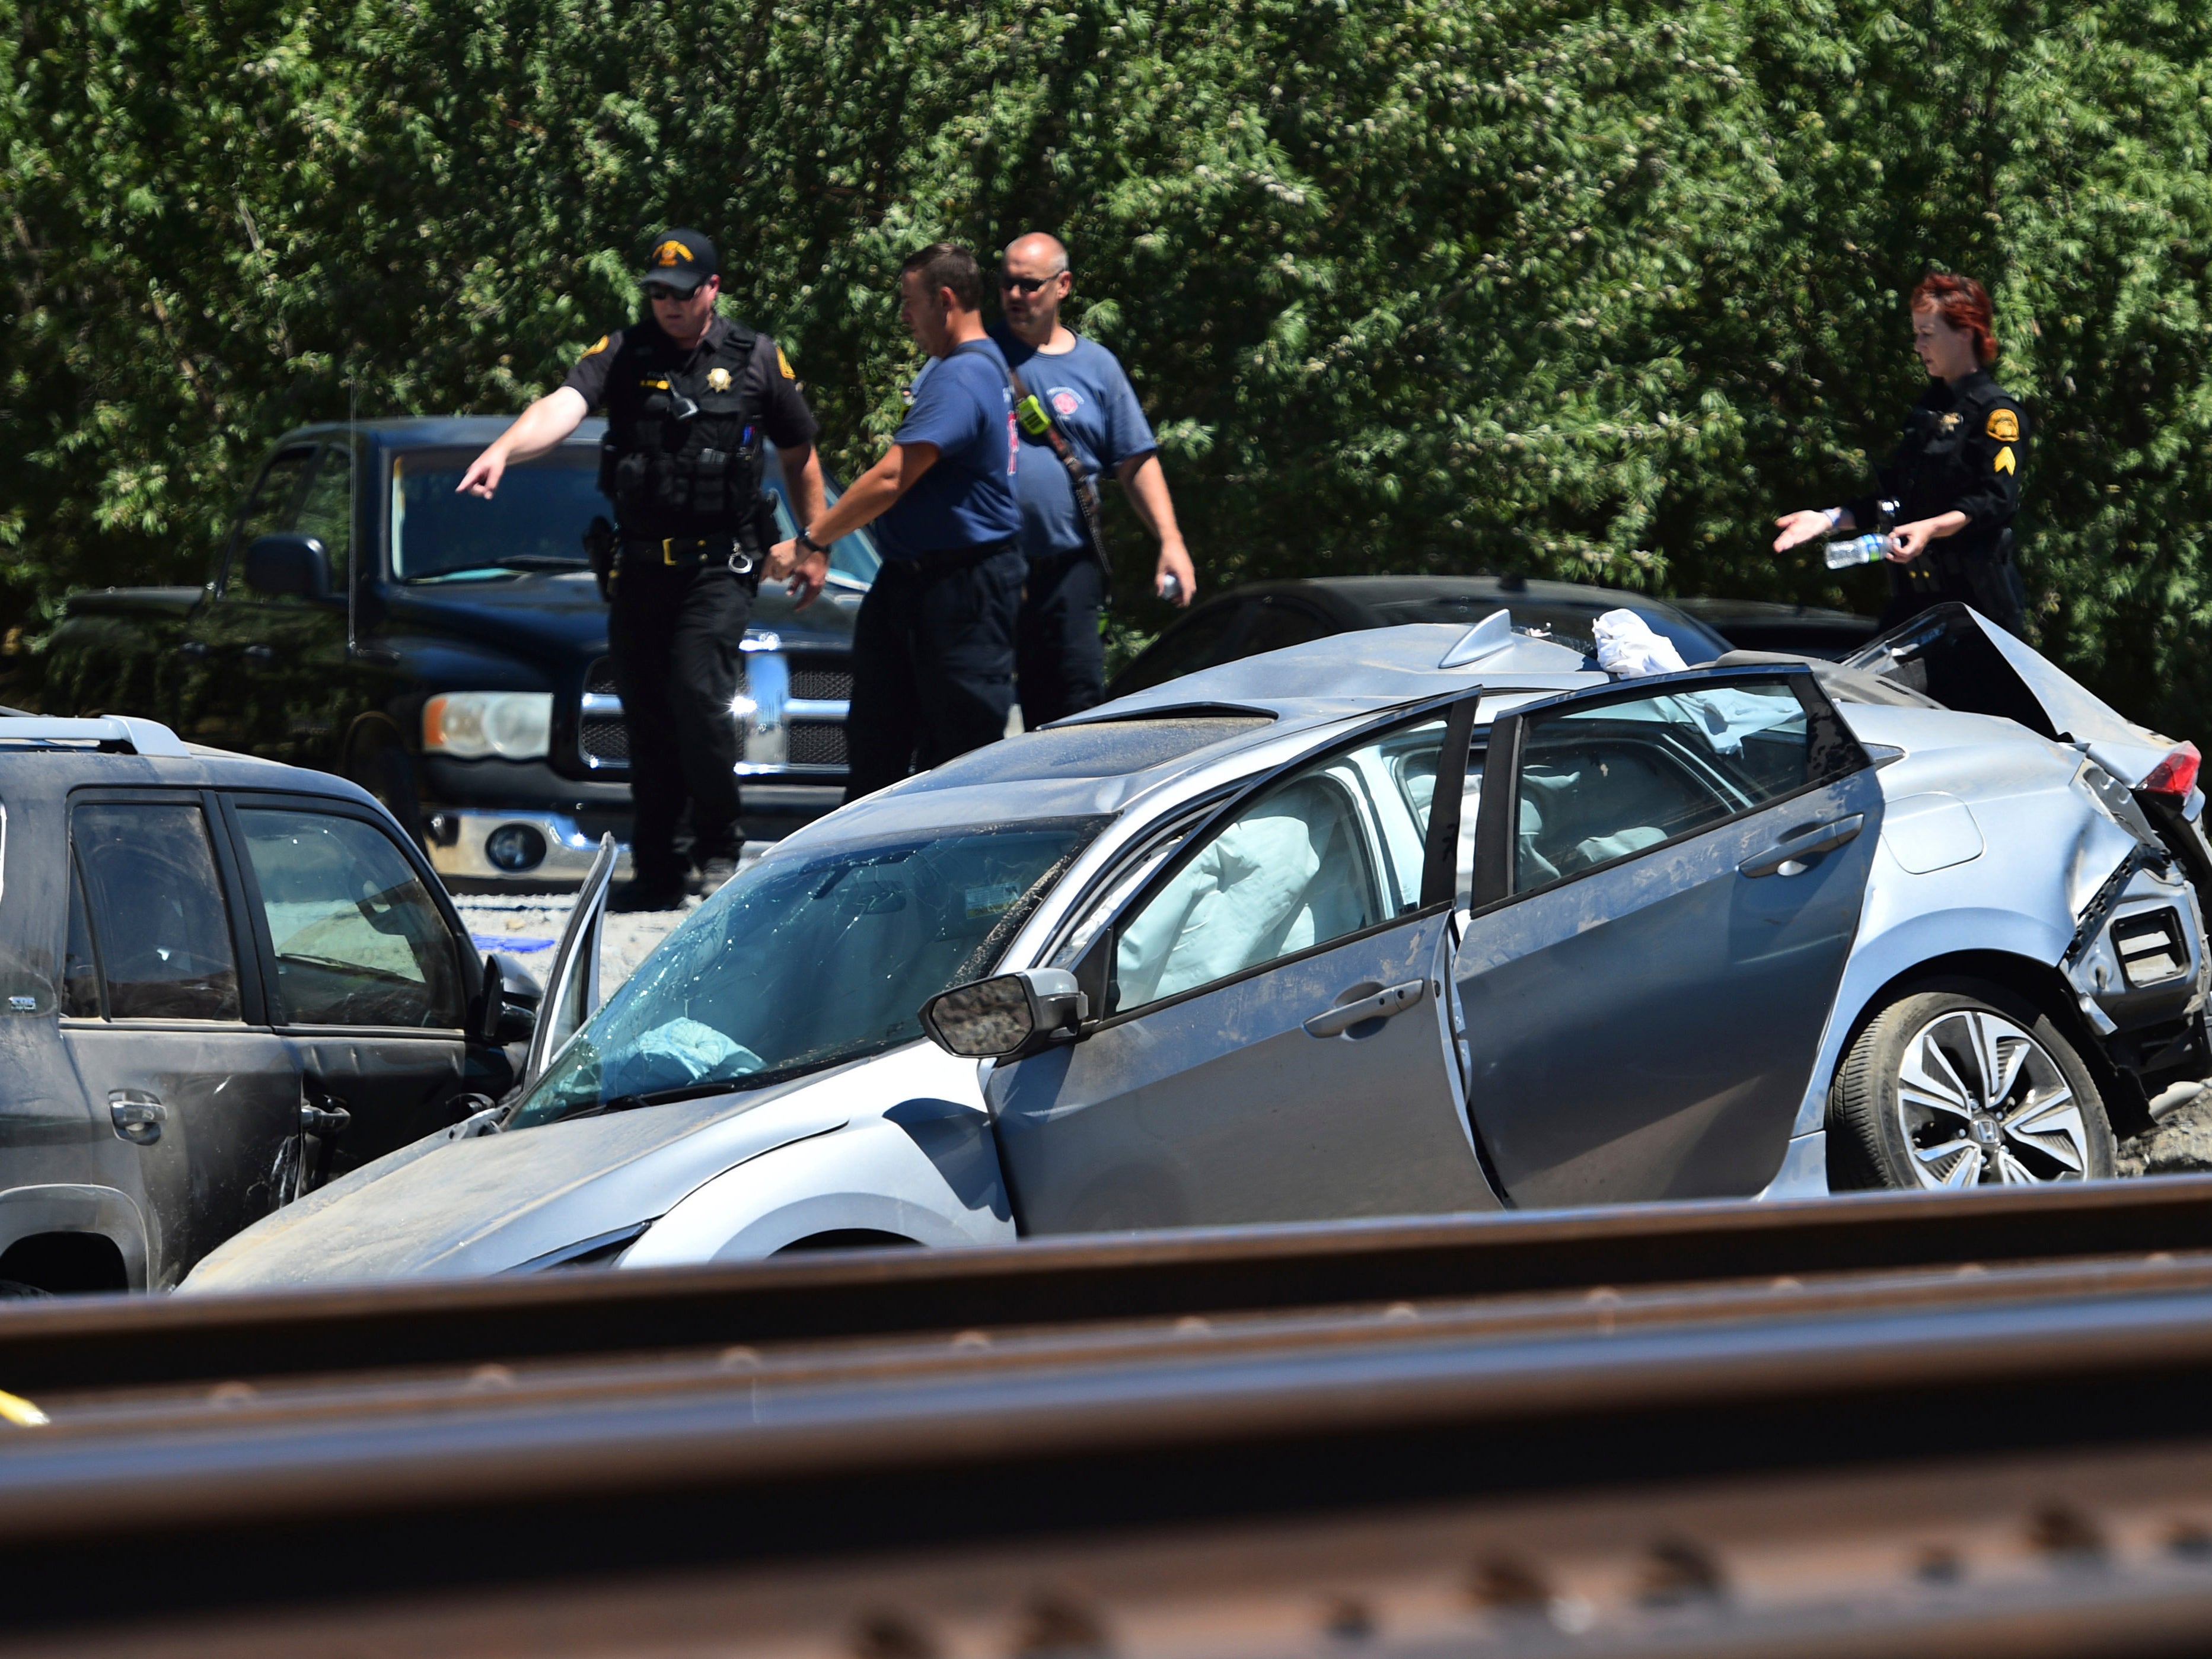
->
xmin=508 ymin=816 xmax=1105 ymax=1127
xmin=390 ymin=447 xmax=882 ymax=584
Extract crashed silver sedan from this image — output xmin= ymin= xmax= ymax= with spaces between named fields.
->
xmin=186 ymin=605 xmax=2212 ymax=1288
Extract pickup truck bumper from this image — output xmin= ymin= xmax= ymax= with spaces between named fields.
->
xmin=426 ymin=807 xmax=635 ymax=883
xmin=417 ymin=756 xmax=846 ymax=888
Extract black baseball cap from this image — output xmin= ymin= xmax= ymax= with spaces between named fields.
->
xmin=639 ymin=229 xmax=718 ymax=295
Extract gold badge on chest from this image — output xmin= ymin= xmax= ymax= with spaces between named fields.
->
xmin=706 ymin=367 xmax=732 ymax=392
xmin=1937 ymin=412 xmax=1962 ymax=433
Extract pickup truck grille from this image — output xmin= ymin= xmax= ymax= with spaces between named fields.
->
xmin=790 ymin=663 xmax=853 ymax=702
xmin=578 ymin=651 xmax=848 ymax=776
xmin=789 ymin=721 xmax=848 ymax=768
xmin=580 ymin=712 xmax=629 ymax=764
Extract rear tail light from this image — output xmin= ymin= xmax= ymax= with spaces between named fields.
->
xmin=2140 ymin=741 xmax=2201 ymax=799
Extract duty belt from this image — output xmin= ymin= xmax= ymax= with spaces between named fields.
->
xmin=620 ymin=535 xmax=755 ymax=574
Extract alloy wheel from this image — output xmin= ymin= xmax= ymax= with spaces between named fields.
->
xmin=1894 ymin=1008 xmax=2090 ymax=1187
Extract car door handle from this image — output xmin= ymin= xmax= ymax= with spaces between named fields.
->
xmin=1739 ymin=813 xmax=1866 ymax=878
xmin=176 ymin=641 xmax=209 ymax=660
xmin=1303 ymin=978 xmax=1429 ymax=1039
xmin=108 ymin=1091 xmax=167 ymax=1145
xmin=243 ymin=644 xmax=277 ymax=664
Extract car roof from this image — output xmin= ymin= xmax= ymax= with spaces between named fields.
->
xmin=268 ymin=418 xmax=794 ymax=460
xmin=791 ymin=622 xmax=1604 ymax=848
xmin=1082 ymin=620 xmax=1599 ymax=725
xmin=273 ymin=417 xmax=573 ymax=451
xmin=0 ymin=717 xmax=387 ymax=806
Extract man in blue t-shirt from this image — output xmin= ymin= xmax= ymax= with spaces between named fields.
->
xmin=767 ymin=243 xmax=1024 ymax=800
xmin=988 ymin=232 xmax=1196 ymax=727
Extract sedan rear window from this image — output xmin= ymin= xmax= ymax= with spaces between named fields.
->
xmin=1513 ymin=683 xmax=1814 ymax=894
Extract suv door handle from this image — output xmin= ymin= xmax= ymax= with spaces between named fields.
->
xmin=1303 ymin=978 xmax=1429 ymax=1039
xmin=108 ymin=1091 xmax=167 ymax=1145
xmin=1739 ymin=813 xmax=1865 ymax=878
xmin=243 ymin=644 xmax=277 ymax=664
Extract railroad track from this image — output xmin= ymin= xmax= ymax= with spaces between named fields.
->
xmin=14 ymin=1179 xmax=2212 ymax=1654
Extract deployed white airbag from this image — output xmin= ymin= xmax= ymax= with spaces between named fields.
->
xmin=1595 ymin=610 xmax=1689 ymax=677
xmin=1117 ymin=782 xmax=1367 ymax=1005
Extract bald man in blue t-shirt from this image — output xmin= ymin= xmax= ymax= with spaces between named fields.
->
xmin=767 ymin=243 xmax=1024 ymax=800
xmin=989 ymin=232 xmax=1196 ymax=727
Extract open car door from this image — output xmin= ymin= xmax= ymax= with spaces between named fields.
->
xmin=519 ymin=833 xmax=616 ymax=1093
xmin=1455 ymin=668 xmax=1882 ymax=1208
xmin=986 ymin=705 xmax=1499 ymax=1234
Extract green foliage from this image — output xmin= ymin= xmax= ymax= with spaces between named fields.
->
xmin=5 ymin=0 xmax=2212 ymax=727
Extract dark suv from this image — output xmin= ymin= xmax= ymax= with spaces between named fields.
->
xmin=0 ymin=714 xmax=528 ymax=1292
xmin=40 ymin=418 xmax=877 ymax=887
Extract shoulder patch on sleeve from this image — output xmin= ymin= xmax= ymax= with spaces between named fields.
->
xmin=1994 ymin=445 xmax=2016 ymax=475
xmin=1985 ymin=407 xmax=2020 ymax=442
xmin=776 ymin=345 xmax=796 ymax=380
xmin=581 ymin=334 xmax=610 ymax=359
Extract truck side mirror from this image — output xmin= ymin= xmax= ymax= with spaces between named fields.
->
xmin=919 ymin=968 xmax=1087 ymax=1061
xmin=244 ymin=531 xmax=332 ymax=599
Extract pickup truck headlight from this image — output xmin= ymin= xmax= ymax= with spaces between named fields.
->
xmin=423 ymin=692 xmax=553 ymax=761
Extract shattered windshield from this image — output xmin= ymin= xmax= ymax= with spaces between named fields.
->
xmin=509 ymin=817 xmax=1107 ymax=1127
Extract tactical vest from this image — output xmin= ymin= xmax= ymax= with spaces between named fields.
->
xmin=598 ymin=321 xmax=766 ymax=542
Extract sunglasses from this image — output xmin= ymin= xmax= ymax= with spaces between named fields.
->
xmin=643 ymin=284 xmax=690 ymax=302
xmin=998 ymin=273 xmax=1054 ymax=295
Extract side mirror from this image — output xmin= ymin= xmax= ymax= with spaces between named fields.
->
xmin=919 ymin=968 xmax=1087 ymax=1061
xmin=244 ymin=531 xmax=332 ymax=599
xmin=474 ymin=950 xmax=543 ymax=1046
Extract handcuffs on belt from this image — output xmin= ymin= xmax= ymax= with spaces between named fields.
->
xmin=646 ymin=537 xmax=753 ymax=575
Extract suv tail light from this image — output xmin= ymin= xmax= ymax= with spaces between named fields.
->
xmin=2140 ymin=741 xmax=2201 ymax=799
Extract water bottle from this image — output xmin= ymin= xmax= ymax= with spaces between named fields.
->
xmin=1824 ymin=533 xmax=1888 ymax=570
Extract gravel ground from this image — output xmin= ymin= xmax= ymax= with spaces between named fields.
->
xmin=452 ymin=844 xmax=772 ymax=999
xmin=2120 ymin=1085 xmax=2212 ymax=1176
xmin=455 ymin=892 xmax=697 ymax=996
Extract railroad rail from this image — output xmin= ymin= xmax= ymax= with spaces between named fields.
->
xmin=14 ymin=1176 xmax=2212 ymax=1392
xmin=14 ymin=1180 xmax=2212 ymax=1652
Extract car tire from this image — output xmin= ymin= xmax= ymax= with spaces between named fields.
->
xmin=1829 ymin=986 xmax=2115 ymax=1189
xmin=345 ymin=722 xmax=425 ymax=847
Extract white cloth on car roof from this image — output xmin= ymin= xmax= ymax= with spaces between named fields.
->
xmin=1593 ymin=609 xmax=1688 ymax=677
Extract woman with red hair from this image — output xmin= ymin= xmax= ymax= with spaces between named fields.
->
xmin=1774 ymin=272 xmax=2029 ymax=634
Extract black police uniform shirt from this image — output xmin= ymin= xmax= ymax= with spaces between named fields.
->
xmin=562 ymin=314 xmax=819 ymax=542
xmin=1846 ymin=369 xmax=2028 ymax=591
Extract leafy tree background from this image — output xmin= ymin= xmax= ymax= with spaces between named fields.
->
xmin=4 ymin=0 xmax=2211 ymax=728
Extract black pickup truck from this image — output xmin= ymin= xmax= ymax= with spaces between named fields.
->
xmin=39 ymin=417 xmax=876 ymax=886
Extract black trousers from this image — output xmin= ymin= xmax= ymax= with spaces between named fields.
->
xmin=1016 ymin=550 xmax=1108 ymax=729
xmin=1880 ymin=544 xmax=2028 ymax=638
xmin=845 ymin=546 xmax=1025 ymax=801
xmin=608 ymin=562 xmax=751 ymax=884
